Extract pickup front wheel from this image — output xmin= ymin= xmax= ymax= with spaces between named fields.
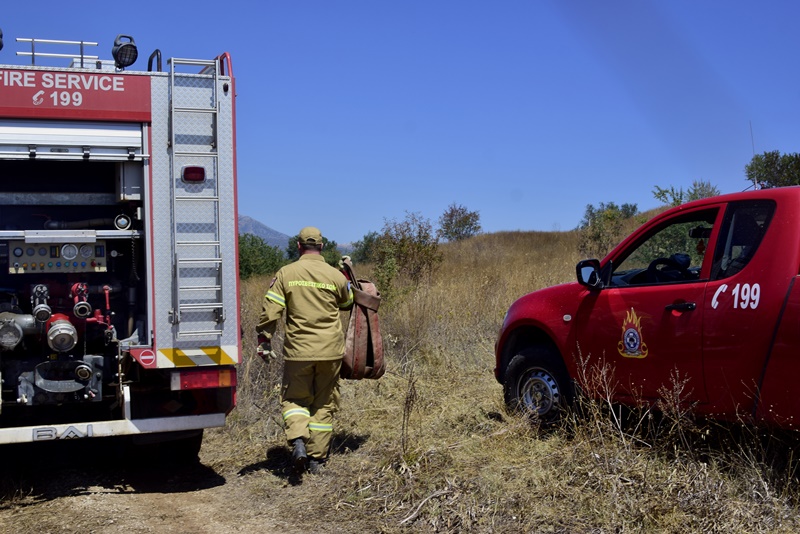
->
xmin=504 ymin=348 xmax=572 ymax=424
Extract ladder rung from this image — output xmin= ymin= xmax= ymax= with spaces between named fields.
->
xmin=175 ymin=196 xmax=220 ymax=202
xmin=177 ymin=241 xmax=221 ymax=246
xmin=177 ymin=330 xmax=223 ymax=338
xmin=173 ymin=152 xmax=218 ymax=158
xmin=179 ymin=285 xmax=222 ymax=292
xmin=179 ymin=303 xmax=224 ymax=311
xmin=171 ymin=58 xmax=217 ymax=68
xmin=178 ymin=258 xmax=222 ymax=265
xmin=173 ymin=107 xmax=217 ymax=114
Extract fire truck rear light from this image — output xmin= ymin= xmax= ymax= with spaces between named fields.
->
xmin=181 ymin=166 xmax=206 ymax=183
xmin=171 ymin=368 xmax=237 ymax=391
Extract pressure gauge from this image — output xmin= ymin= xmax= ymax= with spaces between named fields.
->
xmin=61 ymin=244 xmax=78 ymax=260
xmin=80 ymin=244 xmax=93 ymax=258
xmin=13 ymin=247 xmax=23 ymax=258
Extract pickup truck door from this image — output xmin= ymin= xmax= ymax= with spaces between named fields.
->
xmin=576 ymin=283 xmax=707 ymax=402
xmin=702 ymin=200 xmax=778 ymax=416
xmin=574 ymin=206 xmax=721 ymax=403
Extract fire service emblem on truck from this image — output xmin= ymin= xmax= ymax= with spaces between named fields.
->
xmin=618 ymin=308 xmax=648 ymax=359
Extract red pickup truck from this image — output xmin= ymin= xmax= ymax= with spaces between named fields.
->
xmin=495 ymin=187 xmax=800 ymax=428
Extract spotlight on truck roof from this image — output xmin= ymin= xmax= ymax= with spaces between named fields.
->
xmin=112 ymin=34 xmax=138 ymax=69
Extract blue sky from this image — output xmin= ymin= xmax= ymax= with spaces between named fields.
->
xmin=3 ymin=2 xmax=800 ymax=244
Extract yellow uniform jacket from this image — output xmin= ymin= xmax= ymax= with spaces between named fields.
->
xmin=257 ymin=254 xmax=354 ymax=361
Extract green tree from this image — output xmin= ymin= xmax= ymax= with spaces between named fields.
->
xmin=639 ymin=180 xmax=720 ymax=269
xmin=351 ymin=231 xmax=380 ymax=264
xmin=373 ymin=212 xmax=442 ymax=300
xmin=653 ymin=179 xmax=720 ymax=207
xmin=238 ymin=233 xmax=286 ymax=279
xmin=578 ymin=202 xmax=638 ymax=259
xmin=437 ymin=203 xmax=482 ymax=242
xmin=744 ymin=150 xmax=800 ymax=189
xmin=285 ymin=234 xmax=341 ymax=267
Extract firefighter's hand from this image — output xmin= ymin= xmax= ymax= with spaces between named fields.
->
xmin=256 ymin=335 xmax=276 ymax=362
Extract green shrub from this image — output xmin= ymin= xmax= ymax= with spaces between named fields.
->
xmin=238 ymin=233 xmax=286 ymax=279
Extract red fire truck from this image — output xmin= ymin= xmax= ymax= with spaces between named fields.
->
xmin=0 ymin=30 xmax=240 ymax=457
xmin=496 ymin=187 xmax=800 ymax=429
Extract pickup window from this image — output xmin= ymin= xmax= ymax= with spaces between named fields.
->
xmin=608 ymin=209 xmax=718 ymax=286
xmin=711 ymin=200 xmax=775 ymax=280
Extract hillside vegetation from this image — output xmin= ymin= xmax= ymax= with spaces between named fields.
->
xmin=225 ymin=228 xmax=800 ymax=532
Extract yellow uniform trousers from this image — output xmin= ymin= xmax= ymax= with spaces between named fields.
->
xmin=281 ymin=359 xmax=341 ymax=460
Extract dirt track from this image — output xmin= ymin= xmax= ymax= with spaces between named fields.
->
xmin=0 ymin=430 xmax=354 ymax=533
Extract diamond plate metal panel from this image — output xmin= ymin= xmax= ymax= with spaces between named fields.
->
xmin=176 ymin=244 xmax=219 ymax=259
xmin=148 ymin=70 xmax=240 ymax=354
xmin=171 ymin=74 xmax=216 ymax=110
xmin=174 ymin=199 xmax=218 ymax=222
xmin=177 ymin=270 xmax=219 ymax=289
xmin=178 ymin=288 xmax=220 ymax=302
xmin=177 ymin=309 xmax=221 ymax=333
xmin=173 ymin=113 xmax=215 ymax=152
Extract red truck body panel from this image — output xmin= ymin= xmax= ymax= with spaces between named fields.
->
xmin=0 ymin=35 xmax=240 ymax=447
xmin=0 ymin=68 xmax=152 ymax=121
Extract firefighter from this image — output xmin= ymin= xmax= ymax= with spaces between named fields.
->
xmin=256 ymin=227 xmax=354 ymax=474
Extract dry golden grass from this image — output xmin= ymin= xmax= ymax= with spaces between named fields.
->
xmin=228 ymin=229 xmax=800 ymax=532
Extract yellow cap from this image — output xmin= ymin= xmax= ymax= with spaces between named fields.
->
xmin=298 ymin=226 xmax=323 ymax=245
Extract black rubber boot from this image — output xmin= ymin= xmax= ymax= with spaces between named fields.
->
xmin=291 ymin=438 xmax=307 ymax=473
xmin=307 ymin=458 xmax=326 ymax=475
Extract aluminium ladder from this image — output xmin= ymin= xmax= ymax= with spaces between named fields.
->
xmin=168 ymin=57 xmax=225 ymax=338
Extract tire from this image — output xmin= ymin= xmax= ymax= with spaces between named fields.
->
xmin=128 ymin=430 xmax=204 ymax=465
xmin=166 ymin=430 xmax=204 ymax=462
xmin=503 ymin=347 xmax=572 ymax=424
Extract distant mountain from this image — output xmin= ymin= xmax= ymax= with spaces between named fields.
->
xmin=238 ymin=215 xmax=355 ymax=256
xmin=238 ymin=215 xmax=291 ymax=252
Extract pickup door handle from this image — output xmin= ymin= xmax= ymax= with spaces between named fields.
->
xmin=665 ymin=302 xmax=696 ymax=311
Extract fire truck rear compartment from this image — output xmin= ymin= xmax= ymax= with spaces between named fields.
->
xmin=0 ymin=43 xmax=240 ymax=445
xmin=0 ymin=158 xmax=145 ymax=418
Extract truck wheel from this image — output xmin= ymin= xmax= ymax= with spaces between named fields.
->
xmin=128 ymin=430 xmax=203 ymax=465
xmin=504 ymin=348 xmax=572 ymax=424
xmin=166 ymin=430 xmax=204 ymax=462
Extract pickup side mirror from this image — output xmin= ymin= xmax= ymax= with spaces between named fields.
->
xmin=576 ymin=259 xmax=604 ymax=290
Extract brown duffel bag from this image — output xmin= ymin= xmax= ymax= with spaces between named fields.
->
xmin=341 ymin=262 xmax=385 ymax=380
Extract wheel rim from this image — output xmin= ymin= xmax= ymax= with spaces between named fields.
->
xmin=518 ymin=368 xmax=560 ymax=417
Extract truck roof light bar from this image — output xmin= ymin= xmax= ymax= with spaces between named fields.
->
xmin=112 ymin=35 xmax=137 ymax=69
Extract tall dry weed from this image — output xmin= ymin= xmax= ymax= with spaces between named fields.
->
xmin=225 ymin=229 xmax=800 ymax=532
